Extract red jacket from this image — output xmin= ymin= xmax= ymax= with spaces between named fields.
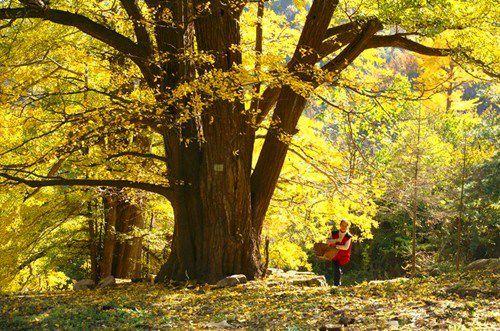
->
xmin=329 ymin=230 xmax=352 ymax=266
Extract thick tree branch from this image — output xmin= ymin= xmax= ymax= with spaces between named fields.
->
xmin=23 ymin=157 xmax=65 ymax=201
xmin=0 ymin=6 xmax=159 ymax=87
xmin=0 ymin=7 xmax=147 ymax=59
xmin=254 ymin=1 xmax=343 ymax=126
xmin=322 ymin=19 xmax=383 ymax=74
xmin=251 ymin=17 xmax=386 ymax=231
xmin=0 ymin=172 xmax=172 ymax=199
xmin=251 ymin=0 xmax=339 ymax=228
xmin=318 ymin=21 xmax=363 ymax=58
xmin=367 ymin=35 xmax=497 ymax=77
xmin=107 ymin=151 xmax=167 ymax=162
xmin=120 ymin=0 xmax=153 ymax=56
xmin=254 ymin=85 xmax=280 ymax=125
xmin=367 ymin=34 xmax=451 ymax=56
xmin=255 ymin=19 xmax=377 ymax=125
xmin=256 ymin=24 xmax=455 ymax=124
xmin=249 ymin=0 xmax=265 ymax=113
xmin=323 ymin=21 xmax=361 ymax=39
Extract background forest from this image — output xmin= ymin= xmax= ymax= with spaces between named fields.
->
xmin=0 ymin=0 xmax=498 ymax=293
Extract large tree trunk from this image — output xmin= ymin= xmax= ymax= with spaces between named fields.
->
xmin=156 ymin=178 xmax=261 ymax=283
xmin=156 ymin=1 xmax=262 ymax=284
xmin=156 ymin=107 xmax=261 ymax=284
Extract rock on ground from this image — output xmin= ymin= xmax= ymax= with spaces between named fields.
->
xmin=216 ymin=274 xmax=247 ymax=288
xmin=131 ymin=275 xmax=155 ymax=284
xmin=465 ymin=258 xmax=500 ymax=272
xmin=115 ymin=278 xmax=132 ymax=284
xmin=368 ymin=277 xmax=409 ymax=285
xmin=98 ymin=276 xmax=116 ymax=288
xmin=387 ymin=320 xmax=399 ymax=329
xmin=266 ymin=280 xmax=284 ymax=287
xmin=73 ymin=279 xmax=95 ymax=291
xmin=319 ymin=324 xmax=343 ymax=331
xmin=205 ymin=320 xmax=233 ymax=329
xmin=290 ymin=275 xmax=328 ymax=287
xmin=266 ymin=268 xmax=284 ymax=276
xmin=284 ymin=270 xmax=316 ymax=277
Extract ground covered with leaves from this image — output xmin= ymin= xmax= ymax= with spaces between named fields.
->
xmin=1 ymin=270 xmax=498 ymax=330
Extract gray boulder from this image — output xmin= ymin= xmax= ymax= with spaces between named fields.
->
xmin=216 ymin=274 xmax=247 ymax=288
xmin=73 ymin=279 xmax=95 ymax=291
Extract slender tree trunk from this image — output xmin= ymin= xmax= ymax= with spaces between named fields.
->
xmin=87 ymin=208 xmax=100 ymax=283
xmin=146 ymin=213 xmax=155 ymax=277
xmin=456 ymin=133 xmax=467 ymax=271
xmin=411 ymin=109 xmax=421 ymax=278
xmin=101 ymin=193 xmax=117 ymax=278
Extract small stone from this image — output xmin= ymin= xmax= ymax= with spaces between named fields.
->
xmin=115 ymin=278 xmax=132 ymax=284
xmin=101 ymin=304 xmax=116 ymax=311
xmin=232 ymin=274 xmax=247 ymax=284
xmin=205 ymin=320 xmax=233 ymax=329
xmin=291 ymin=276 xmax=328 ymax=287
xmin=73 ymin=279 xmax=95 ymax=291
xmin=307 ymin=276 xmax=328 ymax=287
xmin=98 ymin=276 xmax=116 ymax=288
xmin=387 ymin=320 xmax=399 ymax=329
xmin=267 ymin=268 xmax=284 ymax=275
xmin=339 ymin=313 xmax=355 ymax=326
xmin=369 ymin=277 xmax=409 ymax=285
xmin=216 ymin=274 xmax=247 ymax=288
xmin=266 ymin=281 xmax=282 ymax=287
xmin=319 ymin=324 xmax=343 ymax=331
xmin=285 ymin=270 xmax=316 ymax=277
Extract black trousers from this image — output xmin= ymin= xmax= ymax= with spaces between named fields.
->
xmin=332 ymin=260 xmax=342 ymax=286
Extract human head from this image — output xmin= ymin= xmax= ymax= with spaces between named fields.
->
xmin=339 ymin=219 xmax=350 ymax=232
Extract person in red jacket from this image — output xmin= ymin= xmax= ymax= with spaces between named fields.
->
xmin=314 ymin=219 xmax=352 ymax=286
xmin=328 ymin=219 xmax=352 ymax=286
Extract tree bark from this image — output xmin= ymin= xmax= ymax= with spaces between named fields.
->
xmin=87 ymin=204 xmax=100 ymax=283
xmin=156 ymin=0 xmax=262 ymax=284
xmin=411 ymin=108 xmax=422 ymax=278
xmin=100 ymin=190 xmax=144 ymax=279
